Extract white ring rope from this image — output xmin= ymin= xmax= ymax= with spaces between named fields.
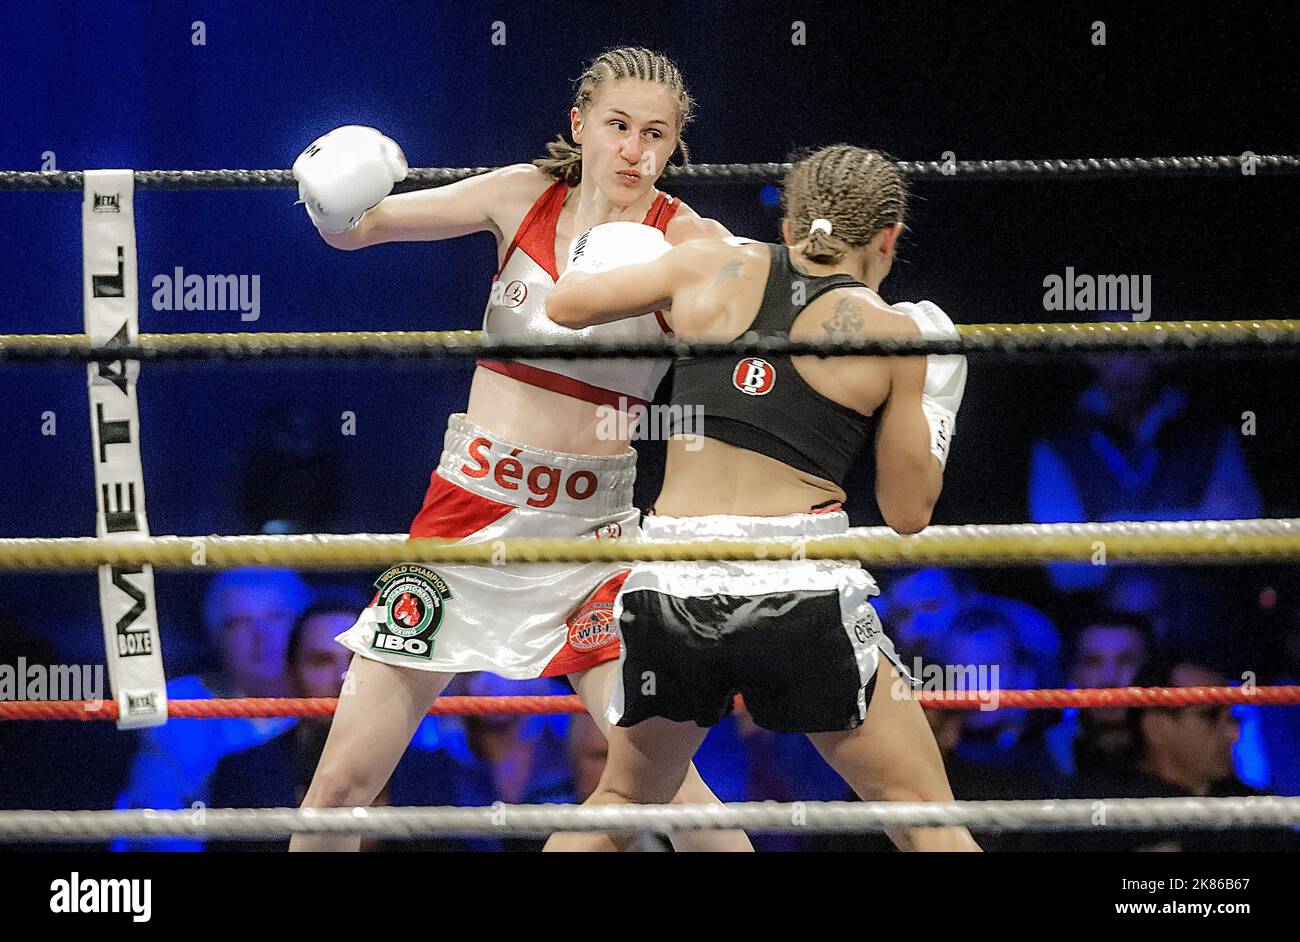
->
xmin=1 ymin=798 xmax=1298 ymax=840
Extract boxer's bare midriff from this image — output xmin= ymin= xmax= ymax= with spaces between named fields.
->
xmin=465 ymin=366 xmax=634 ymax=456
xmin=653 ymin=437 xmax=846 ymax=517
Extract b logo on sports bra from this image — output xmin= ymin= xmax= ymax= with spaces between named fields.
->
xmin=732 ymin=357 xmax=776 ymax=396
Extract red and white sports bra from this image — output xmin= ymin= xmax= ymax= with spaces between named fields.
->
xmin=476 ymin=179 xmax=680 ymax=409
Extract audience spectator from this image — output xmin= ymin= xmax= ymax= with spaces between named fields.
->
xmin=208 ymin=598 xmax=353 ymax=851
xmin=878 ymin=568 xmax=1060 ymax=679
xmin=1029 ymin=355 xmax=1262 ymax=593
xmin=1057 ymin=654 xmax=1299 ymax=851
xmin=875 ymin=568 xmax=963 ymax=663
xmin=209 ymin=597 xmax=465 ymax=851
xmin=0 ymin=618 xmax=132 ymax=850
xmin=1257 ymin=602 xmax=1300 ymax=796
xmin=17 ymin=565 xmax=1293 ymax=854
xmin=927 ymin=607 xmax=1059 ymax=784
xmin=431 ymin=672 xmax=573 ymax=852
xmin=1045 ymin=608 xmax=1155 ymax=778
xmin=111 ymin=568 xmax=311 ymax=852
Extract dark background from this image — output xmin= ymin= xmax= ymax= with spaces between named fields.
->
xmin=0 ymin=2 xmax=1297 ymax=734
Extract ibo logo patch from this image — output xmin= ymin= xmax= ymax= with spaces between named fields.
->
xmin=370 ymin=564 xmax=453 ymax=660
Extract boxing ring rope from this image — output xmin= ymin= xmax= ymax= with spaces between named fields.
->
xmin=4 ymin=319 xmax=1300 ymax=362
xmin=3 ymin=797 xmax=1300 ymax=840
xmin=3 ymin=685 xmax=1299 ymax=722
xmin=2 ymin=519 xmax=1297 ymax=570
xmin=5 ymin=153 xmax=1297 ymax=846
xmin=2 ymin=154 xmax=1298 ymax=191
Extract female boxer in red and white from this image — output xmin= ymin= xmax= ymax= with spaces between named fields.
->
xmin=288 ymin=47 xmax=749 ymax=851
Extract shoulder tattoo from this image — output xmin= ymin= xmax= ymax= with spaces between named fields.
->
xmin=823 ymin=297 xmax=865 ymax=337
xmin=714 ymin=260 xmax=743 ymax=283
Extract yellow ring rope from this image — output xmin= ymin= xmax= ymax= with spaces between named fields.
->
xmin=2 ymin=520 xmax=1296 ymax=570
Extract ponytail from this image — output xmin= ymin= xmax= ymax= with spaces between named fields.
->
xmin=799 ymin=218 xmax=849 ymax=265
xmin=532 ymin=135 xmax=584 ymax=186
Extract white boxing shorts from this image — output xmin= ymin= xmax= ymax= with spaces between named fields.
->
xmin=609 ymin=511 xmax=914 ymax=733
xmin=335 ymin=414 xmax=637 ymax=678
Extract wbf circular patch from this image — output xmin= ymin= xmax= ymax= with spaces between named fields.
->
xmin=567 ymin=601 xmax=618 ymax=652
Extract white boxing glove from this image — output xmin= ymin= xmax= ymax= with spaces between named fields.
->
xmin=292 ymin=125 xmax=408 ymax=234
xmin=562 ymin=221 xmax=670 ymax=278
xmin=893 ymin=300 xmax=968 ymax=469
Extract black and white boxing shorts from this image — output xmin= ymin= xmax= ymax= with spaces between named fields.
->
xmin=609 ymin=511 xmax=914 ymax=734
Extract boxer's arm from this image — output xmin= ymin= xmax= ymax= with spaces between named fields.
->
xmin=874 ymin=353 xmax=943 ymax=535
xmin=548 ymin=236 xmax=742 ymax=328
xmin=326 ymin=164 xmax=540 ymax=250
xmin=666 ymin=215 xmax=733 ymax=244
xmin=547 ymin=250 xmax=681 ymax=327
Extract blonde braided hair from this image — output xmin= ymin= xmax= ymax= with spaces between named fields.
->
xmin=533 ymin=47 xmax=695 ymax=186
xmin=782 ymin=145 xmax=907 ymax=264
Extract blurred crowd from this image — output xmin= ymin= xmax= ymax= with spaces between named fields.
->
xmin=2 ymin=355 xmax=1299 ymax=852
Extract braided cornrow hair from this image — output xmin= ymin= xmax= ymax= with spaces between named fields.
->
xmin=782 ymin=145 xmax=907 ymax=265
xmin=533 ymin=46 xmax=696 ymax=186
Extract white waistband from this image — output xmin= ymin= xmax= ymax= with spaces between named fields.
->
xmin=640 ymin=510 xmax=850 ymax=541
xmin=622 ymin=508 xmax=874 ymax=597
xmin=437 ymin=414 xmax=636 ymax=516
